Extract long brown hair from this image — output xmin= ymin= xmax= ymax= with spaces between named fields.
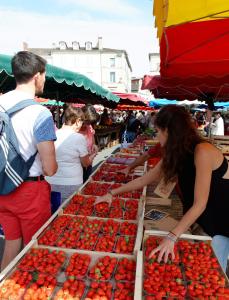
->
xmin=154 ymin=105 xmax=205 ymax=183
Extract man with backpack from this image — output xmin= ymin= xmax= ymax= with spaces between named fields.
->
xmin=0 ymin=51 xmax=57 ymax=270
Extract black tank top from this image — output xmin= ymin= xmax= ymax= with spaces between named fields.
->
xmin=178 ymin=146 xmax=229 ymax=237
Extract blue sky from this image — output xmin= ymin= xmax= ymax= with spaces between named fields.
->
xmin=0 ymin=0 xmax=158 ymax=76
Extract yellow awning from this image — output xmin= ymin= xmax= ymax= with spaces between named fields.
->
xmin=153 ymin=0 xmax=229 ymax=39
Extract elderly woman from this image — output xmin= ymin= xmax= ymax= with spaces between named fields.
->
xmin=46 ymin=105 xmax=94 ymax=201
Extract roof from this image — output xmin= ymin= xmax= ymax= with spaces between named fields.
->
xmin=28 ymin=46 xmax=132 ymax=72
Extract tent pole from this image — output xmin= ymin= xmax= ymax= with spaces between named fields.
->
xmin=205 ymin=97 xmax=215 ymax=139
xmin=56 ymin=91 xmax=60 ymax=128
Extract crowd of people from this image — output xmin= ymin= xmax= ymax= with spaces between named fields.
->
xmin=0 ymin=51 xmax=228 ymax=276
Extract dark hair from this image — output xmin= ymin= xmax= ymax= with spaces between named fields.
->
xmin=155 ymin=105 xmax=205 ymax=183
xmin=11 ymin=51 xmax=46 ymax=84
xmin=64 ymin=105 xmax=85 ymax=125
xmin=82 ymin=104 xmax=98 ymax=124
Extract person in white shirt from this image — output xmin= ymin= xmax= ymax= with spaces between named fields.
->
xmin=211 ymin=112 xmax=225 ymax=136
xmin=46 ymin=105 xmax=95 ymax=201
xmin=0 ymin=51 xmax=57 ymax=271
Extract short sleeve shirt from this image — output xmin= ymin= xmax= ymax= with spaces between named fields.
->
xmin=0 ymin=90 xmax=56 ymax=176
xmin=46 ymin=128 xmax=88 ymax=185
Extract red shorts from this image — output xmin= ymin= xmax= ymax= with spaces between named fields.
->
xmin=0 ymin=180 xmax=51 ymax=245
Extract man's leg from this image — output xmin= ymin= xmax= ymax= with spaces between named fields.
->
xmin=1 ymin=238 xmax=22 ymax=271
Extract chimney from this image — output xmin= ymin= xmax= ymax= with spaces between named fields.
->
xmin=23 ymin=42 xmax=28 ymax=51
xmin=72 ymin=41 xmax=80 ymax=50
xmin=97 ymin=37 xmax=103 ymax=50
xmin=85 ymin=41 xmax=92 ymax=51
xmin=59 ymin=41 xmax=67 ymax=50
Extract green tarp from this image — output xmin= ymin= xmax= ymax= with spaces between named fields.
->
xmin=0 ymin=53 xmax=120 ymax=107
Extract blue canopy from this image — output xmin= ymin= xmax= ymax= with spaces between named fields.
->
xmin=149 ymin=99 xmax=178 ymax=108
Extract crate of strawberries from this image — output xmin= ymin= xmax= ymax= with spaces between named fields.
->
xmin=138 ymin=231 xmax=229 ymax=300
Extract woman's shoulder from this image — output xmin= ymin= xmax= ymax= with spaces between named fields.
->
xmin=194 ymin=142 xmax=217 ymax=155
xmin=194 ymin=142 xmax=223 ymax=164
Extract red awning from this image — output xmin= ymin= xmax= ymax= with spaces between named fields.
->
xmin=116 ymin=104 xmax=154 ymax=111
xmin=142 ymin=75 xmax=229 ymax=101
xmin=113 ymin=92 xmax=148 ymax=106
xmin=160 ymin=18 xmax=229 ymax=78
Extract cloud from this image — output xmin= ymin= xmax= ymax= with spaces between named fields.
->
xmin=0 ymin=7 xmax=159 ymax=76
xmin=57 ymin=0 xmax=140 ymax=16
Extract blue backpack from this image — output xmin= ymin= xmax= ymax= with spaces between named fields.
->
xmin=0 ymin=99 xmax=38 ymax=195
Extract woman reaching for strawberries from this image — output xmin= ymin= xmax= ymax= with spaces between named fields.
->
xmin=95 ymin=105 xmax=229 ymax=271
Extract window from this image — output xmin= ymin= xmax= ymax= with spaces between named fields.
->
xmin=110 ymin=58 xmax=115 ymax=67
xmin=110 ymin=72 xmax=116 ymax=83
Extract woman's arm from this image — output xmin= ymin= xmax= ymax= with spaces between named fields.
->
xmin=80 ymin=153 xmax=96 ymax=168
xmin=150 ymin=144 xmax=213 ymax=262
xmin=95 ymin=159 xmax=163 ymax=205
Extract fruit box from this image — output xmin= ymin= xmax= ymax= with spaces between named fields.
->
xmin=34 ymin=212 xmax=144 ymax=256
xmin=134 ymin=230 xmax=229 ymax=300
xmin=61 ymin=193 xmax=145 ymax=220
xmin=80 ymin=180 xmax=144 ymax=200
xmin=0 ymin=240 xmax=138 ymax=300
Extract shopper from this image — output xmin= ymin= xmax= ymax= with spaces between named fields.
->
xmin=46 ymin=106 xmax=95 ymax=201
xmin=95 ymin=105 xmax=229 ymax=271
xmin=0 ymin=51 xmax=57 ymax=270
xmin=211 ymin=112 xmax=225 ymax=136
xmin=80 ymin=104 xmax=99 ymax=182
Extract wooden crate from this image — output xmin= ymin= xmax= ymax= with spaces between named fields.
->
xmin=0 ymin=239 xmax=138 ymax=299
xmin=134 ymin=230 xmax=229 ymax=300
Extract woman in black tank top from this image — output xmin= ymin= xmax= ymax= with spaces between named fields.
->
xmin=96 ymin=105 xmax=229 ymax=271
xmin=150 ymin=105 xmax=229 ymax=271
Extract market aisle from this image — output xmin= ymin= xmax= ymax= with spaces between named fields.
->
xmin=92 ymin=144 xmax=120 ymax=172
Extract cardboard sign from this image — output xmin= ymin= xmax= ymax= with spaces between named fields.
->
xmin=144 ymin=216 xmax=179 ymax=231
xmin=146 ymin=196 xmax=172 ymax=207
xmin=154 ymin=179 xmax=176 ymax=199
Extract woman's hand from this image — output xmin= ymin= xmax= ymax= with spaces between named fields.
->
xmin=94 ymin=193 xmax=112 ymax=206
xmin=92 ymin=144 xmax=99 ymax=154
xmin=149 ymin=237 xmax=175 ymax=263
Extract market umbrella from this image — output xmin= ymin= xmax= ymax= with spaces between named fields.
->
xmin=116 ymin=104 xmax=154 ymax=111
xmin=160 ymin=18 xmax=229 ymax=78
xmin=142 ymin=75 xmax=229 ymax=101
xmin=113 ymin=92 xmax=148 ymax=107
xmin=149 ymin=99 xmax=178 ymax=108
xmin=154 ymin=0 xmax=229 ymax=40
xmin=153 ymin=0 xmax=229 ymax=78
xmin=0 ymin=54 xmax=120 ymax=108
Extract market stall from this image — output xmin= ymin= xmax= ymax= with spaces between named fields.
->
xmin=0 ymin=136 xmax=229 ymax=299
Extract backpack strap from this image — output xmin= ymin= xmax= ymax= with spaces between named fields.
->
xmin=6 ymin=99 xmax=38 ymax=117
xmin=5 ymin=99 xmax=39 ymax=159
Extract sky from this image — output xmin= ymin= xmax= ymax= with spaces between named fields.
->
xmin=0 ymin=0 xmax=159 ymax=77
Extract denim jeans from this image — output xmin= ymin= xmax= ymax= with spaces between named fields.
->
xmin=212 ymin=235 xmax=229 ymax=272
xmin=125 ymin=131 xmax=136 ymax=143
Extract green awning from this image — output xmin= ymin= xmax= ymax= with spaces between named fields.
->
xmin=0 ymin=53 xmax=120 ymax=107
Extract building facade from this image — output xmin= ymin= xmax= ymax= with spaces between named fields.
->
xmin=148 ymin=53 xmax=160 ymax=76
xmin=25 ymin=37 xmax=132 ymax=93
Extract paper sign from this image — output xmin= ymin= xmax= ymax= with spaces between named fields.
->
xmin=154 ymin=179 xmax=176 ymax=199
xmin=144 ymin=209 xmax=169 ymax=221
